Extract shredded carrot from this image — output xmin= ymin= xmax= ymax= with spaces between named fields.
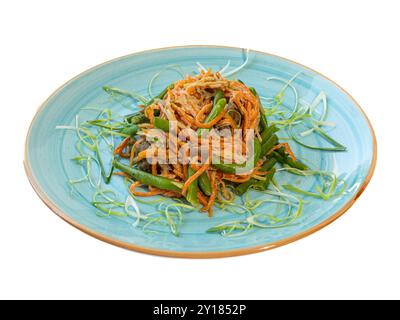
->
xmin=147 ymin=186 xmax=182 ymax=198
xmin=161 ymin=190 xmax=183 ymax=198
xmin=197 ymin=191 xmax=209 ymax=207
xmin=144 ymin=104 xmax=160 ymax=123
xmin=252 ymin=170 xmax=269 ymax=176
xmin=222 ymin=174 xmax=252 ymax=183
xmin=129 ymin=146 xmax=135 ymax=165
xmin=195 ymin=102 xmax=213 ymax=123
xmin=181 ymin=160 xmax=210 ymax=195
xmin=172 ymin=164 xmax=184 ymax=179
xmin=194 ymin=109 xmax=228 ymax=129
xmin=221 ymin=113 xmax=237 ymax=128
xmin=170 ymin=103 xmax=196 ymax=126
xmin=136 ymin=147 xmax=155 ymax=162
xmin=130 ymin=138 xmax=144 ymax=166
xmin=151 ymin=163 xmax=157 ymax=175
xmin=129 ymin=181 xmax=163 ymax=197
xmin=218 ymin=180 xmax=233 ymax=200
xmin=190 ymin=162 xmax=202 ymax=171
xmin=114 ymin=137 xmax=130 ymax=155
xmin=201 ymin=171 xmax=218 ymax=217
xmin=267 ymin=142 xmax=297 ymax=161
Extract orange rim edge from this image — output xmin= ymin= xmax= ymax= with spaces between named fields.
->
xmin=24 ymin=45 xmax=377 ymax=258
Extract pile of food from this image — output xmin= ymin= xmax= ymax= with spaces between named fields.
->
xmin=58 ymin=61 xmax=348 ymax=237
xmin=110 ymin=70 xmax=307 ymax=216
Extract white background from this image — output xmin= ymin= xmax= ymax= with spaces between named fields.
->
xmin=1 ymin=0 xmax=399 ymax=300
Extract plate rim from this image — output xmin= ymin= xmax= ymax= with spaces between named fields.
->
xmin=24 ymin=45 xmax=377 ymax=258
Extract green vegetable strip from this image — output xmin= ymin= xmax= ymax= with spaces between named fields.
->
xmin=254 ymin=168 xmax=276 ymax=191
xmin=272 ymin=150 xmax=308 ymax=171
xmin=213 ymin=139 xmax=261 ymax=174
xmin=120 ymin=124 xmax=139 ymax=137
xmin=235 ymin=180 xmax=253 ymax=195
xmin=259 ymin=134 xmax=279 ymax=158
xmin=186 ymin=167 xmax=199 ymax=207
xmin=103 ymin=86 xmax=148 ymax=104
xmin=205 ymin=97 xmax=227 ymax=123
xmin=289 ymin=125 xmax=347 ymax=152
xmin=144 ymin=84 xmax=174 ymax=107
xmin=153 ymin=117 xmax=170 ymax=132
xmin=95 ymin=147 xmax=114 ymax=184
xmin=198 ymin=91 xmax=226 ymax=136
xmin=85 ymin=122 xmax=122 ymax=132
xmin=248 ymin=87 xmax=256 ymax=95
xmin=212 ymin=163 xmax=237 ymax=174
xmin=207 ymin=223 xmax=248 ymax=233
xmin=249 ymin=87 xmax=269 ymax=132
xmin=124 ymin=111 xmax=149 ymax=124
xmin=260 ymin=124 xmax=279 ymax=143
xmin=283 ymin=184 xmax=326 ymax=199
xmin=280 ymin=169 xmax=345 ymax=201
xmin=286 ymin=159 xmax=308 ymax=171
xmin=86 ymin=120 xmax=139 ymax=138
xmin=252 ymin=139 xmax=262 ymax=166
xmin=213 ymin=90 xmax=225 ymax=108
xmin=92 ymin=202 xmax=127 ymax=217
xmin=312 ymin=126 xmax=347 ymax=151
xmin=235 ymin=158 xmax=277 ymax=195
xmin=270 ymin=150 xmax=285 ymax=163
xmin=113 ymin=161 xmax=183 ymax=192
xmin=197 ymin=90 xmax=226 ymax=194
xmin=198 ymin=173 xmax=212 ymax=196
xmin=262 ymin=157 xmax=278 ymax=171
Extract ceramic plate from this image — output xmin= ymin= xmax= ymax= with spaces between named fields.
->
xmin=25 ymin=46 xmax=376 ymax=258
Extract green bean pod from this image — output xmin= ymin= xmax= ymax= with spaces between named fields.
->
xmin=235 ymin=158 xmax=277 ymax=195
xmin=124 ymin=111 xmax=149 ymax=124
xmin=272 ymin=150 xmax=308 ymax=171
xmin=120 ymin=124 xmax=139 ymax=137
xmin=260 ymin=124 xmax=279 ymax=143
xmin=235 ymin=180 xmax=253 ymax=195
xmin=207 ymin=97 xmax=227 ymax=123
xmin=113 ymin=161 xmax=183 ymax=192
xmin=197 ymin=90 xmax=226 ymax=194
xmin=213 ymin=139 xmax=261 ymax=174
xmin=259 ymin=134 xmax=279 ymax=158
xmin=253 ymin=159 xmax=278 ymax=190
xmin=213 ymin=89 xmax=225 ymax=106
xmin=249 ymin=87 xmax=269 ymax=132
xmin=198 ymin=173 xmax=212 ymax=196
xmin=249 ymin=87 xmax=257 ymax=96
xmin=253 ymin=168 xmax=276 ymax=191
xmin=262 ymin=157 xmax=278 ymax=171
xmin=197 ymin=90 xmax=226 ymax=134
xmin=153 ymin=117 xmax=170 ymax=132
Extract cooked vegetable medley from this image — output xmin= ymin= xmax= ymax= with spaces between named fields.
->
xmin=58 ymin=57 xmax=347 ymax=237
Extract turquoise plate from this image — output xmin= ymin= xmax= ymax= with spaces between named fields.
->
xmin=25 ymin=46 xmax=376 ymax=258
